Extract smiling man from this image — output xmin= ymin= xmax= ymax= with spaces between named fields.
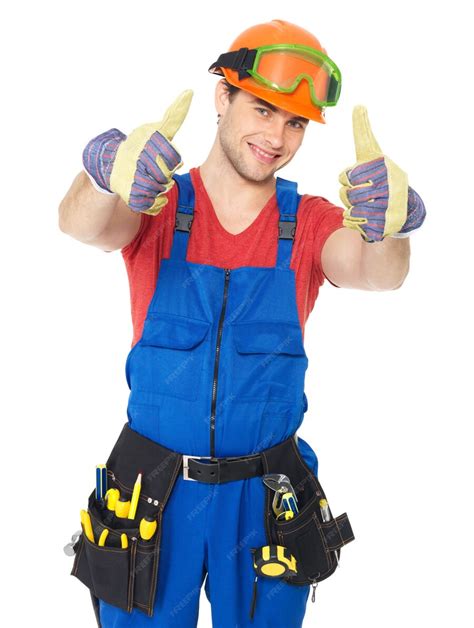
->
xmin=215 ymin=90 xmax=309 ymax=176
xmin=59 ymin=18 xmax=425 ymax=628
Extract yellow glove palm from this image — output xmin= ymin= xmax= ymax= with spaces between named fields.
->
xmin=110 ymin=90 xmax=193 ymax=216
xmin=338 ymin=106 xmax=408 ymax=241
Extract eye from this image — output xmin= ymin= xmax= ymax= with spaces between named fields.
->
xmin=287 ymin=120 xmax=305 ymax=130
xmin=255 ymin=107 xmax=269 ymax=116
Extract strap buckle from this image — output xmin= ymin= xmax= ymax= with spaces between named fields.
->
xmin=175 ymin=210 xmax=194 ymax=232
xmin=182 ymin=455 xmax=213 ymax=481
xmin=278 ymin=218 xmax=296 ymax=240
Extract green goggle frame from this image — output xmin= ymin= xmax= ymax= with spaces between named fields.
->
xmin=209 ymin=43 xmax=342 ymax=108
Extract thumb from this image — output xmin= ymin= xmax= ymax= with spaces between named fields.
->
xmin=352 ymin=105 xmax=383 ymax=163
xmin=155 ymin=89 xmax=194 ymax=141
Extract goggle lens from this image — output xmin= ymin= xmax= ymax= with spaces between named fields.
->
xmin=252 ymin=46 xmax=341 ymax=107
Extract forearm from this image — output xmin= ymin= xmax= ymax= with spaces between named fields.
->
xmin=58 ymin=170 xmax=120 ymax=243
xmin=360 ymin=236 xmax=410 ymax=290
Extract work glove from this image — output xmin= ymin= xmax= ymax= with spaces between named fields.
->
xmin=339 ymin=106 xmax=426 ymax=242
xmin=82 ymin=90 xmax=193 ymax=215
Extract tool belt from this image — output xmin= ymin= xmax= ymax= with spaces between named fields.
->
xmin=70 ymin=423 xmax=354 ymax=621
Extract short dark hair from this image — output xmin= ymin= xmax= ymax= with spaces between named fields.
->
xmin=222 ymin=79 xmax=241 ymax=102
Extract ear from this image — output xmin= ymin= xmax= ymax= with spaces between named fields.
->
xmin=215 ymin=79 xmax=232 ymax=117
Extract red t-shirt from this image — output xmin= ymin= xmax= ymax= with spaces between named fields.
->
xmin=121 ymin=167 xmax=344 ymax=347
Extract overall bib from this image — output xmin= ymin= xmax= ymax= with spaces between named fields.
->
xmin=99 ymin=173 xmax=320 ymax=628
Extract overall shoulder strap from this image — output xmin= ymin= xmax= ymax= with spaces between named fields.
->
xmin=170 ymin=172 xmax=195 ymax=260
xmin=275 ymin=177 xmax=302 ymax=269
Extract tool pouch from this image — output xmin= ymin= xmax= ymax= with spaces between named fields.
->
xmin=261 ymin=436 xmax=355 ymax=586
xmin=70 ymin=424 xmax=182 ymax=618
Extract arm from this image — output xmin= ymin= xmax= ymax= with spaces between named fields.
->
xmin=59 ymin=90 xmax=193 ymax=252
xmin=321 ymin=227 xmax=410 ymax=290
xmin=324 ymin=106 xmax=423 ymax=289
xmin=58 ymin=171 xmax=141 ymax=252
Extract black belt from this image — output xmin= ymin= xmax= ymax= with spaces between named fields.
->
xmin=108 ymin=423 xmax=296 ymax=487
xmin=182 ymin=452 xmax=265 ymax=483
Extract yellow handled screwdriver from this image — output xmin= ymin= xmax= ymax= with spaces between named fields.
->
xmin=80 ymin=510 xmax=95 ymax=543
xmin=105 ymin=488 xmax=120 ymax=511
xmin=115 ymin=497 xmax=131 ymax=518
xmin=139 ymin=516 xmax=158 ymax=541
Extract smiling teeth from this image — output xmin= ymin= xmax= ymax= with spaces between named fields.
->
xmin=252 ymin=145 xmax=276 ymax=158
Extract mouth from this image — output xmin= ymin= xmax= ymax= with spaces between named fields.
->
xmin=247 ymin=143 xmax=281 ymax=164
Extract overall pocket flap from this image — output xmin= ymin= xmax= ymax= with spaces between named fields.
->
xmin=141 ymin=315 xmax=211 ymax=350
xmin=321 ymin=513 xmax=355 ymax=551
xmin=232 ymin=321 xmax=306 ymax=356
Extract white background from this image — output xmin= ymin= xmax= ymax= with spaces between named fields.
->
xmin=1 ymin=0 xmax=473 ymax=626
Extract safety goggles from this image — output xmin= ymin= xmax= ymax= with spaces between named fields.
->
xmin=209 ymin=44 xmax=342 ymax=108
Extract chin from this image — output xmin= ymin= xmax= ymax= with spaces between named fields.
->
xmin=239 ymin=168 xmax=276 ymax=184
xmin=239 ymin=159 xmax=281 ymax=183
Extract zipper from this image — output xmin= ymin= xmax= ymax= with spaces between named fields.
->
xmin=210 ymin=268 xmax=231 ymax=457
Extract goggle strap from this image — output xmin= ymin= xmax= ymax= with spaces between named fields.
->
xmin=208 ymin=48 xmax=258 ymax=81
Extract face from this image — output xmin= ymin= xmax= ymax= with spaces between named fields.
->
xmin=216 ymin=82 xmax=309 ymax=183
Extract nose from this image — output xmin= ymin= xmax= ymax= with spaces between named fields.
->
xmin=262 ymin=117 xmax=286 ymax=150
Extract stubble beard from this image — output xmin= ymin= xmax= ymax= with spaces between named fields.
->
xmin=217 ymin=124 xmax=280 ymax=185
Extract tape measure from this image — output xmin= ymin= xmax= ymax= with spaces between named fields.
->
xmin=249 ymin=545 xmax=298 ymax=620
xmin=251 ymin=545 xmax=297 ymax=578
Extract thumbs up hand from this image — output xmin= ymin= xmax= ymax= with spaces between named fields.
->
xmin=82 ymin=90 xmax=193 ymax=215
xmin=338 ymin=106 xmax=425 ymax=242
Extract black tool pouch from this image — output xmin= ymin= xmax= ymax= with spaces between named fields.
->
xmin=70 ymin=424 xmax=182 ymax=619
xmin=261 ymin=436 xmax=355 ymax=586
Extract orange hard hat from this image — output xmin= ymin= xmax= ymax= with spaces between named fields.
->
xmin=208 ymin=19 xmax=342 ymax=124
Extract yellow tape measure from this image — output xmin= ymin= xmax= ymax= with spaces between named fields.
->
xmin=251 ymin=545 xmax=297 ymax=578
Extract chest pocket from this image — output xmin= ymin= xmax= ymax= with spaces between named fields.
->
xmin=127 ymin=313 xmax=211 ymax=401
xmin=230 ymin=321 xmax=308 ymax=402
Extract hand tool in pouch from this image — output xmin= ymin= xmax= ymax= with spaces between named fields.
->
xmin=105 ymin=488 xmax=120 ymax=511
xmin=128 ymin=472 xmax=142 ymax=519
xmin=319 ymin=498 xmax=339 ymax=567
xmin=97 ymin=487 xmax=120 ymax=527
xmin=98 ymin=528 xmax=109 ymax=547
xmin=63 ymin=530 xmax=82 ymax=556
xmin=115 ymin=496 xmax=131 ymax=518
xmin=80 ymin=510 xmax=95 ymax=543
xmin=95 ymin=464 xmax=107 ymax=501
xmin=139 ymin=516 xmax=158 ymax=541
xmin=262 ymin=473 xmax=299 ymax=520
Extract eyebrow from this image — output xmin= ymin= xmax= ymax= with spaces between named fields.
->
xmin=253 ymin=97 xmax=309 ymax=124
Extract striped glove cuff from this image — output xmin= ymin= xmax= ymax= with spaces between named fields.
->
xmin=82 ymin=128 xmax=126 ymax=193
xmin=390 ymin=186 xmax=426 ymax=238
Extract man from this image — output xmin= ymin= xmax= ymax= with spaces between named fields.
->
xmin=60 ymin=19 xmax=425 ymax=628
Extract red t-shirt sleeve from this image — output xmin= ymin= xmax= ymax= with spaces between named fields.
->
xmin=307 ymin=196 xmax=344 ymax=287
xmin=120 ymin=184 xmax=178 ymax=259
xmin=121 ymin=212 xmax=151 ymax=257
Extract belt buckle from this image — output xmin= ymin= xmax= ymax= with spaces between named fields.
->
xmin=182 ymin=455 xmax=213 ymax=481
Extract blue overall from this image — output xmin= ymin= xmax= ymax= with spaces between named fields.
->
xmin=99 ymin=173 xmax=320 ymax=627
